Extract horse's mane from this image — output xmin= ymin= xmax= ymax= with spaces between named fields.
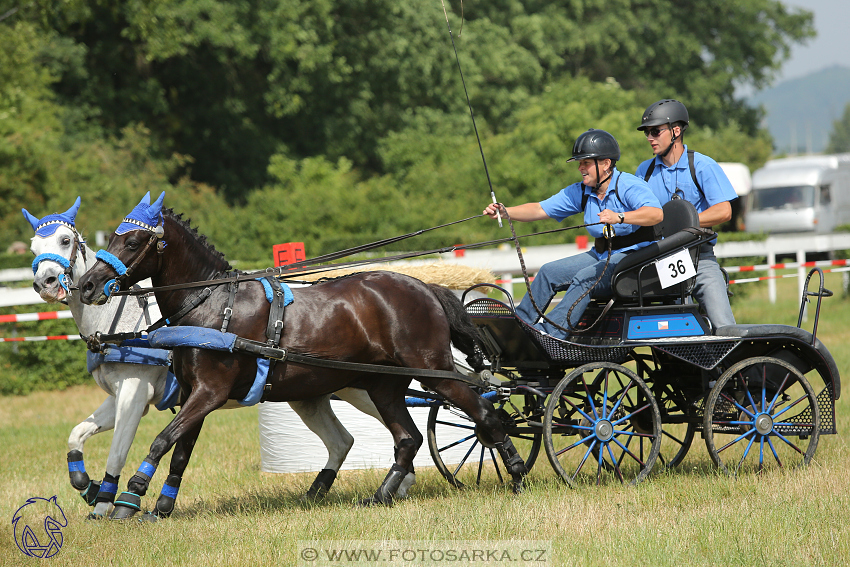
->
xmin=163 ymin=208 xmax=233 ymax=271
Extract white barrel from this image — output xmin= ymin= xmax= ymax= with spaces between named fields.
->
xmin=258 ymin=290 xmax=492 ymax=474
xmin=259 ymin=398 xmax=424 ymax=473
xmin=257 ymin=383 xmax=492 ymax=473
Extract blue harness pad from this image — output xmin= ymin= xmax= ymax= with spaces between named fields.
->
xmin=155 ymin=372 xmax=180 ymax=411
xmin=86 ymin=347 xmax=170 ymax=373
xmin=256 ymin=278 xmax=294 ymax=306
xmin=85 ymin=347 xmax=179 ymax=411
xmin=146 ymin=326 xmax=269 ymax=407
xmin=146 ymin=327 xmax=238 ymax=351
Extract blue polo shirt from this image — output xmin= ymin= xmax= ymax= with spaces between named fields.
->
xmin=636 ymin=145 xmax=738 ymax=213
xmin=540 ymin=169 xmax=662 ymax=260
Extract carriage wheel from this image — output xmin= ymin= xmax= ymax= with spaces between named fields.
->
xmin=632 ymin=381 xmax=696 ymax=470
xmin=426 ymin=392 xmax=543 ymax=489
xmin=703 ymin=356 xmax=820 ymax=475
xmin=645 ymin=377 xmax=698 ymax=469
xmin=543 ymin=362 xmax=662 ymax=487
xmin=632 ymin=353 xmax=704 ymax=469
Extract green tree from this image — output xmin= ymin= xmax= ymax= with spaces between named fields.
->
xmin=826 ymin=102 xmax=850 ymax=154
xmin=7 ymin=0 xmax=812 ymax=201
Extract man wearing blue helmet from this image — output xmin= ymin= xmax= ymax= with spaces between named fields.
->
xmin=635 ymin=99 xmax=738 ymax=330
xmin=485 ymin=129 xmax=662 ymax=339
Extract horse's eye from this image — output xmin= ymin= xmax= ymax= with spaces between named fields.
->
xmin=125 ymin=239 xmax=139 ymax=251
xmin=61 ymin=237 xmax=71 ymax=246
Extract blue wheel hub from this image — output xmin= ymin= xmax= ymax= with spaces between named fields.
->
xmin=594 ymin=419 xmax=615 ymax=442
xmin=753 ymin=412 xmax=774 ymax=436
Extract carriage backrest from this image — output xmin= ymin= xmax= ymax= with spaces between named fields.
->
xmin=609 ymin=199 xmax=704 ymax=301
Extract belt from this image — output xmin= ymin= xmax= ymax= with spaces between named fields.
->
xmin=594 ymin=225 xmax=657 ymax=254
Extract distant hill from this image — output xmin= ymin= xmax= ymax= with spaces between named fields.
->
xmin=748 ymin=65 xmax=850 ymax=155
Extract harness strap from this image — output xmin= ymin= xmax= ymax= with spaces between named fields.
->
xmin=643 ymin=149 xmax=703 ymax=199
xmin=134 ymin=288 xmax=153 ymax=329
xmin=263 ymin=277 xmax=286 ymax=346
xmin=220 ymin=271 xmax=240 ymax=333
xmin=107 ymin=294 xmax=129 ymax=335
xmin=259 ymin=276 xmax=287 ymax=401
xmin=231 ymin=337 xmax=488 ymax=389
xmin=147 ymin=287 xmax=213 ymax=332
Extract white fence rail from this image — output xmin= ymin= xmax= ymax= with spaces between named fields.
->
xmin=3 ymin=232 xmax=850 ymax=310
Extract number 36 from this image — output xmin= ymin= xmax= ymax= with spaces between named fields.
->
xmin=669 ymin=260 xmax=687 ymax=278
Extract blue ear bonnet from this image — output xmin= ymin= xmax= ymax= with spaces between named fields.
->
xmin=116 ymin=192 xmax=165 ymax=235
xmin=22 ymin=196 xmax=81 ymax=237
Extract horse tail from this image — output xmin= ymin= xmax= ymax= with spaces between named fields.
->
xmin=426 ymin=284 xmax=486 ymax=372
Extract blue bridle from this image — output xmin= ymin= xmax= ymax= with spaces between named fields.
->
xmin=31 ymin=232 xmax=86 ymax=293
xmin=32 ymin=253 xmax=71 ymax=292
xmin=95 ymin=250 xmax=129 ymax=298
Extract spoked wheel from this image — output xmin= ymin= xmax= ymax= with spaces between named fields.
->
xmin=543 ymin=362 xmax=662 ymax=487
xmin=427 ymin=391 xmax=543 ymax=488
xmin=632 ymin=353 xmax=698 ymax=469
xmin=704 ymin=356 xmax=820 ymax=475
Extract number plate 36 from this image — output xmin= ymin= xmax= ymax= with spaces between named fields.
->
xmin=656 ymin=248 xmax=696 ymax=289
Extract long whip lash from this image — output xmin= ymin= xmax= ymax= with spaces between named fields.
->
xmin=439 ymin=0 xmax=501 ymax=227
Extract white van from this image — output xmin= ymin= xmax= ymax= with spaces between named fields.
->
xmin=719 ymin=162 xmax=752 ymax=231
xmin=745 ymin=154 xmax=850 ymax=233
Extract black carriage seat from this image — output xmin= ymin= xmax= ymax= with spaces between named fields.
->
xmin=608 ymin=199 xmax=715 ymax=303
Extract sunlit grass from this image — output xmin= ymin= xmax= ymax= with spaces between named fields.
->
xmin=1 ymin=274 xmax=849 ymax=566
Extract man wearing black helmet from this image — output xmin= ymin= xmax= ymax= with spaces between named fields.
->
xmin=485 ymin=129 xmax=662 ymax=338
xmin=635 ymin=99 xmax=738 ymax=329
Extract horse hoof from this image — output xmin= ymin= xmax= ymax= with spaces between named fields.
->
xmin=85 ymin=512 xmax=106 ymax=521
xmin=356 ymin=496 xmax=393 ymax=508
xmin=512 ymin=481 xmax=524 ymax=495
xmin=138 ymin=512 xmax=160 ymax=523
xmin=108 ymin=505 xmax=140 ymax=520
xmin=300 ymin=492 xmax=325 ymax=504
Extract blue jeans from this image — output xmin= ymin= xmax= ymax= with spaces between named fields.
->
xmin=515 ymin=251 xmax=628 ymax=339
xmin=691 ymin=244 xmax=736 ymax=329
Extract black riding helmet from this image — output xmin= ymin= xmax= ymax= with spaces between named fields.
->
xmin=638 ymin=99 xmax=689 ymax=158
xmin=637 ymin=99 xmax=689 ymax=131
xmin=567 ymin=129 xmax=621 ymax=162
xmin=567 ymin=129 xmax=620 ymax=191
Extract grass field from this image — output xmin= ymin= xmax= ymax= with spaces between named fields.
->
xmin=1 ymin=275 xmax=849 ymax=566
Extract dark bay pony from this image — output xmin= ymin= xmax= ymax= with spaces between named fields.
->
xmin=78 ymin=192 xmax=526 ymax=517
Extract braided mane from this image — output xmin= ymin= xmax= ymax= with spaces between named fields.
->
xmin=163 ymin=208 xmax=232 ymax=272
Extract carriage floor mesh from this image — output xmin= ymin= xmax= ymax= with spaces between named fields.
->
xmin=653 ymin=341 xmax=739 ymax=370
xmin=533 ymin=332 xmax=631 ymax=364
xmin=467 ymin=298 xmax=631 ymax=365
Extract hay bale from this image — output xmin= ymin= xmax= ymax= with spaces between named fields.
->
xmin=296 ymin=262 xmax=495 ymax=290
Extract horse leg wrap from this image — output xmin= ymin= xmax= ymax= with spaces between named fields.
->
xmin=67 ymin=450 xmax=90 ymax=491
xmin=109 ymin=491 xmax=143 ymax=520
xmin=109 ymin=458 xmax=156 ymax=520
xmin=80 ymin=481 xmax=101 ymax=507
xmin=305 ymin=469 xmax=337 ymax=499
xmin=495 ymin=437 xmax=527 ymax=493
xmin=153 ymin=474 xmax=181 ymax=518
xmin=94 ymin=473 xmax=120 ymax=505
xmin=127 ymin=458 xmax=157 ymax=495
xmin=363 ymin=464 xmax=408 ymax=506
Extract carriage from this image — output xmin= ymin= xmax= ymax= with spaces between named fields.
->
xmin=425 ymin=199 xmax=840 ymax=487
xmin=69 ymin=191 xmax=840 ymax=519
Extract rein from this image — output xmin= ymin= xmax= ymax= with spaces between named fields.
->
xmin=500 ymin=208 xmax=614 ymax=335
xmin=101 ymin=216 xmax=604 ymax=297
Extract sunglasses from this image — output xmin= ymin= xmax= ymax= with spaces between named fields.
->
xmin=643 ymin=127 xmax=669 ymax=138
